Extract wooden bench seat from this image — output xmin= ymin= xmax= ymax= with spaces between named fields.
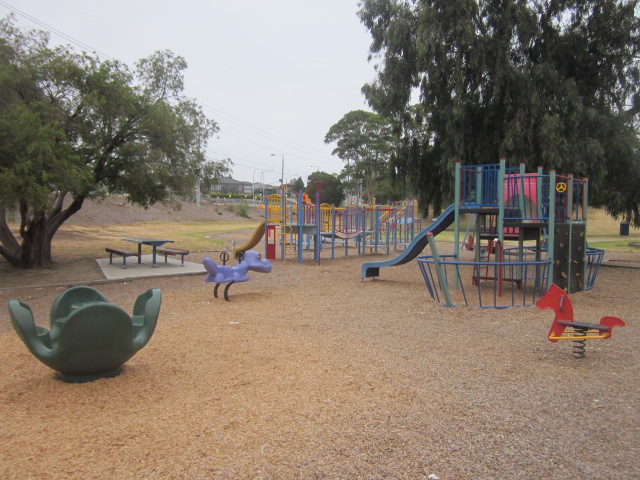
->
xmin=156 ymin=247 xmax=190 ymax=266
xmin=105 ymin=248 xmax=140 ymax=268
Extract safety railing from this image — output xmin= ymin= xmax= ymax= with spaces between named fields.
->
xmin=553 ymin=174 xmax=587 ymax=222
xmin=503 ymin=173 xmax=549 ymax=222
xmin=417 ymin=255 xmax=551 ymax=308
xmin=459 ymin=164 xmax=509 ymax=207
xmin=585 ymin=247 xmax=605 ymax=290
xmin=458 ymin=163 xmax=588 ymax=225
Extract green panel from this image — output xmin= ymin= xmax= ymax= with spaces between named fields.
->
xmin=553 ymin=224 xmax=570 ymax=291
xmin=553 ymin=223 xmax=585 ymax=293
xmin=570 ymin=224 xmax=586 ymax=292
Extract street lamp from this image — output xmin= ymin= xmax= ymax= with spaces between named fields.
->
xmin=308 ymin=165 xmax=319 ymax=172
xmin=252 ymin=171 xmax=256 ymax=200
xmin=270 ymin=153 xmax=284 ymax=194
xmin=260 ymin=169 xmax=274 ymax=198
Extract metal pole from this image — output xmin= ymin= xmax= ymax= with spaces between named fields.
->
xmin=567 ymin=174 xmax=574 ymax=290
xmin=547 ymin=170 xmax=556 ymax=289
xmin=498 ymin=159 xmax=506 ymax=247
xmin=516 ymin=162 xmax=525 ymax=281
xmin=270 ymin=154 xmax=285 ymax=195
xmin=298 ymin=190 xmax=303 ymax=264
xmin=582 ymin=177 xmax=589 ymax=289
xmin=454 ymin=162 xmax=461 ymax=290
xmin=427 ymin=233 xmax=453 ymax=307
xmin=536 ymin=166 xmax=543 ymax=221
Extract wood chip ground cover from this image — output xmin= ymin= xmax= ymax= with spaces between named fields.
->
xmin=0 ymin=200 xmax=638 ymax=479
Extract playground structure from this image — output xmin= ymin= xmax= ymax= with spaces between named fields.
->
xmin=362 ymin=159 xmax=606 ymax=308
xmin=203 ymin=250 xmax=272 ymax=301
xmin=235 ymin=183 xmax=423 ymax=264
xmin=537 ymin=284 xmax=625 ymax=358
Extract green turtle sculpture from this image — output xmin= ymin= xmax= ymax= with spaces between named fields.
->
xmin=8 ymin=286 xmax=161 ymax=383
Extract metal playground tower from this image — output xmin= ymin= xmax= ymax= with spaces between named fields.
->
xmin=362 ymin=159 xmax=605 ymax=308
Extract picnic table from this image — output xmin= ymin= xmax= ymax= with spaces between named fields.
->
xmin=121 ymin=238 xmax=174 ymax=268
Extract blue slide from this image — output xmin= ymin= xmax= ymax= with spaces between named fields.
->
xmin=361 ymin=203 xmax=458 ymax=279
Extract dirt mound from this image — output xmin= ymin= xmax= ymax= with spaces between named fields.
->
xmin=64 ymin=196 xmax=262 ymax=225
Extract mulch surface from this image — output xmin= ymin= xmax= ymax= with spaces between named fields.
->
xmin=0 ymin=200 xmax=639 ymax=479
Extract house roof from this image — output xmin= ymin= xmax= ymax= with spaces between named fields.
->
xmin=218 ymin=177 xmax=252 ymax=186
xmin=218 ymin=176 xmax=241 ymax=185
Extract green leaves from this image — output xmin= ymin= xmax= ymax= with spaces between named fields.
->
xmin=307 ymin=171 xmax=344 ymax=206
xmin=324 ymin=110 xmax=397 ymax=204
xmin=0 ymin=16 xmax=227 ymax=267
xmin=358 ymin=0 xmax=640 ymax=224
xmin=135 ymin=50 xmax=187 ymax=102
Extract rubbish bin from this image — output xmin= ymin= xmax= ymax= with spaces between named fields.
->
xmin=620 ymin=222 xmax=630 ymax=236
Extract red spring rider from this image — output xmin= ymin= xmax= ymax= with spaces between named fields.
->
xmin=536 ymin=284 xmax=625 ymax=359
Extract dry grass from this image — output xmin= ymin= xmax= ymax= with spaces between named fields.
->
xmin=54 ymin=222 xmax=261 ymax=261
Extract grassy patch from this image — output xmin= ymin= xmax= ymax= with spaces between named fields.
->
xmin=434 ymin=208 xmax=640 ymax=252
xmin=586 ymin=240 xmax=640 ymax=252
xmin=52 ymin=221 xmax=260 ymax=261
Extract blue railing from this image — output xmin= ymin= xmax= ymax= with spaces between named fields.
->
xmin=585 ymin=247 xmax=605 ymax=290
xmin=459 ymin=164 xmax=587 ymax=225
xmin=553 ymin=176 xmax=587 ymax=222
xmin=417 ymin=255 xmax=551 ymax=308
xmin=504 ymin=173 xmax=550 ymax=222
xmin=459 ymin=164 xmax=509 ymax=207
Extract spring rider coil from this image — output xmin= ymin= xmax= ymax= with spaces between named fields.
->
xmin=570 ymin=327 xmax=588 ymax=359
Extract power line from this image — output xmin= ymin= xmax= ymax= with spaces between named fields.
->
xmin=0 ymin=0 xmax=112 ymax=59
xmin=207 ymin=152 xmax=321 ymax=182
xmin=1 ymin=1 xmax=345 ymax=175
xmin=217 ymin=129 xmax=342 ymax=169
xmin=203 ymin=104 xmax=339 ymax=163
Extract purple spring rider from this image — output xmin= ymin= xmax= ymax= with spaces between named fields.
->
xmin=203 ymin=250 xmax=272 ymax=301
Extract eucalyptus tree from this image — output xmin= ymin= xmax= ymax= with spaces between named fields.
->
xmin=324 ymin=110 xmax=396 ymax=205
xmin=290 ymin=176 xmax=305 ymax=195
xmin=358 ymin=0 xmax=640 ymax=223
xmin=307 ymin=171 xmax=344 ymax=206
xmin=0 ymin=18 xmax=229 ymax=267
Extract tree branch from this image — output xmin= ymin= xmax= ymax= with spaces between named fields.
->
xmin=0 ymin=209 xmax=20 ymax=251
xmin=47 ymin=195 xmax=85 ymax=239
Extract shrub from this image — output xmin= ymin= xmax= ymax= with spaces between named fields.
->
xmin=236 ymin=204 xmax=250 ymax=218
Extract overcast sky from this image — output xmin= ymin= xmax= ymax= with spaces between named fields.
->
xmin=1 ymin=0 xmax=377 ymax=185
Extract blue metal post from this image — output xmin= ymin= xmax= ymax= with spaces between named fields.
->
xmin=264 ymin=195 xmax=269 ymax=259
xmin=547 ymin=170 xmax=556 ymax=288
xmin=454 ymin=162 xmax=461 ymax=290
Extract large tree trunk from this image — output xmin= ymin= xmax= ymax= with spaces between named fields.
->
xmin=0 ymin=194 xmax=86 ymax=269
xmin=0 ymin=208 xmax=21 ymax=267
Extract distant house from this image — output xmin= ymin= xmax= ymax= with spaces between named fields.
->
xmin=209 ymin=177 xmax=280 ymax=198
xmin=239 ymin=181 xmax=253 ymax=195
xmin=211 ymin=177 xmax=252 ymax=194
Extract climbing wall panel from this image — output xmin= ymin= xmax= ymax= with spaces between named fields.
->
xmin=553 ymin=223 xmax=585 ymax=293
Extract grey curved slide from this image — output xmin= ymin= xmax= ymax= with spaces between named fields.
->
xmin=361 ymin=203 xmax=458 ymax=279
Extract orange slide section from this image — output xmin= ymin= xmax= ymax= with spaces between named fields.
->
xmin=233 ymin=221 xmax=265 ymax=257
